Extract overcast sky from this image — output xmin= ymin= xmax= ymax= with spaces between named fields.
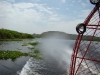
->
xmin=0 ymin=0 xmax=94 ymax=34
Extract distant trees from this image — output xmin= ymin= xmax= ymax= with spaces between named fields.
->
xmin=0 ymin=28 xmax=34 ymax=39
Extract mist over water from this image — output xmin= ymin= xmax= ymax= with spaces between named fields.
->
xmin=19 ymin=34 xmax=74 ymax=75
xmin=37 ymin=35 xmax=73 ymax=73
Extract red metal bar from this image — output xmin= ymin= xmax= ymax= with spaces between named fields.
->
xmin=69 ymin=3 xmax=100 ymax=75
xmin=70 ymin=34 xmax=80 ymax=75
xmin=69 ymin=34 xmax=83 ymax=75
xmin=75 ymin=25 xmax=98 ymax=75
xmin=78 ymin=45 xmax=93 ymax=75
xmin=84 ymin=4 xmax=100 ymax=25
xmin=73 ymin=35 xmax=83 ymax=75
xmin=75 ymin=56 xmax=100 ymax=62
xmin=87 ymin=24 xmax=100 ymax=27
xmin=75 ymin=11 xmax=100 ymax=74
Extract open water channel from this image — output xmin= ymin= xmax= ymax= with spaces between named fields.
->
xmin=2 ymin=39 xmax=97 ymax=75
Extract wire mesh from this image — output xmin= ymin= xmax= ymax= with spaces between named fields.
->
xmin=69 ymin=4 xmax=100 ymax=75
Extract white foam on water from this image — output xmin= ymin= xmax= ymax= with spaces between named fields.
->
xmin=18 ymin=34 xmax=75 ymax=75
xmin=19 ymin=58 xmax=41 ymax=75
xmin=18 ymin=38 xmax=100 ymax=75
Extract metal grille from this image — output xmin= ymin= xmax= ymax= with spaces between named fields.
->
xmin=69 ymin=4 xmax=100 ymax=75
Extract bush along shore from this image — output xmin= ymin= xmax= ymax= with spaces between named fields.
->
xmin=0 ymin=28 xmax=34 ymax=41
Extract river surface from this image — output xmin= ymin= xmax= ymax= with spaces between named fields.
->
xmin=0 ymin=39 xmax=35 ymax=75
xmin=2 ymin=39 xmax=98 ymax=75
xmin=0 ymin=39 xmax=100 ymax=75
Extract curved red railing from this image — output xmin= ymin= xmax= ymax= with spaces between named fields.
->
xmin=69 ymin=3 xmax=100 ymax=75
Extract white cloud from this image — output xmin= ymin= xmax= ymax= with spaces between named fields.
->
xmin=78 ymin=9 xmax=91 ymax=18
xmin=0 ymin=1 xmax=85 ymax=34
xmin=45 ymin=19 xmax=84 ymax=34
xmin=61 ymin=0 xmax=66 ymax=3
xmin=70 ymin=4 xmax=73 ymax=6
xmin=72 ymin=0 xmax=75 ymax=3
xmin=34 ymin=0 xmax=40 ymax=2
xmin=66 ymin=8 xmax=69 ymax=10
xmin=86 ymin=0 xmax=90 ymax=3
xmin=78 ymin=0 xmax=82 ymax=2
xmin=81 ymin=3 xmax=87 ymax=8
xmin=0 ymin=0 xmax=15 ymax=2
xmin=56 ymin=8 xmax=60 ymax=10
xmin=13 ymin=3 xmax=34 ymax=9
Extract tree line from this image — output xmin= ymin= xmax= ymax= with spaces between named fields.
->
xmin=0 ymin=28 xmax=34 ymax=39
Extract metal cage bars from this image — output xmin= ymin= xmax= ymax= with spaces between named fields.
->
xmin=69 ymin=4 xmax=100 ymax=75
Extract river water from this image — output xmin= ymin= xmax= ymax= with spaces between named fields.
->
xmin=0 ymin=39 xmax=75 ymax=75
xmin=0 ymin=39 xmax=100 ymax=75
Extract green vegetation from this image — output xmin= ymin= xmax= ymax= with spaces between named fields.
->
xmin=0 ymin=39 xmax=23 ymax=41
xmin=34 ymin=49 xmax=40 ymax=54
xmin=0 ymin=28 xmax=34 ymax=40
xmin=0 ymin=28 xmax=43 ymax=60
xmin=22 ymin=43 xmax=28 ymax=46
xmin=0 ymin=50 xmax=43 ymax=61
xmin=22 ymin=41 xmax=38 ymax=47
xmin=28 ymin=42 xmax=38 ymax=46
xmin=0 ymin=50 xmax=27 ymax=61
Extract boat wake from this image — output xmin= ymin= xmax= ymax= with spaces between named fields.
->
xmin=18 ymin=57 xmax=68 ymax=75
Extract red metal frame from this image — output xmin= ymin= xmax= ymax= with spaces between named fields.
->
xmin=69 ymin=4 xmax=100 ymax=75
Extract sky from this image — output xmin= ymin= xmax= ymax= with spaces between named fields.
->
xmin=0 ymin=0 xmax=94 ymax=34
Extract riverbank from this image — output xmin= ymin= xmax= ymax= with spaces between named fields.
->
xmin=0 ymin=28 xmax=34 ymax=40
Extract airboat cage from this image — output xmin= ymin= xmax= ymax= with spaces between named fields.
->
xmin=69 ymin=1 xmax=100 ymax=75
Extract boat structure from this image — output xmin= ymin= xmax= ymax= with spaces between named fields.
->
xmin=69 ymin=0 xmax=100 ymax=75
